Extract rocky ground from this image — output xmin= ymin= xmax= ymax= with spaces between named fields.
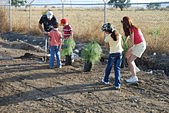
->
xmin=0 ymin=32 xmax=169 ymax=113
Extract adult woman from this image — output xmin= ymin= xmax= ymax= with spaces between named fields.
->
xmin=121 ymin=16 xmax=146 ymax=83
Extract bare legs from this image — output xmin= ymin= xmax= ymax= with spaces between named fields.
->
xmin=126 ymin=51 xmax=139 ymax=83
xmin=127 ymin=54 xmax=137 ymax=76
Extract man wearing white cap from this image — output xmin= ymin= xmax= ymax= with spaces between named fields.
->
xmin=39 ymin=11 xmax=58 ymax=32
xmin=38 ymin=10 xmax=58 ymax=61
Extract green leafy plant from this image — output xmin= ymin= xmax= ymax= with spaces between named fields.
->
xmin=122 ymin=36 xmax=129 ymax=54
xmin=61 ymin=38 xmax=76 ymax=57
xmin=81 ymin=40 xmax=102 ymax=64
xmin=150 ymin=28 xmax=160 ymax=47
xmin=121 ymin=36 xmax=130 ymax=68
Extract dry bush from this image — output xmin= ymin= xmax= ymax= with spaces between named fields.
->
xmin=1 ymin=7 xmax=169 ymax=54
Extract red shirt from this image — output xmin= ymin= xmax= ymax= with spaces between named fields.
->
xmin=48 ymin=29 xmax=62 ymax=46
xmin=63 ymin=24 xmax=72 ymax=39
xmin=130 ymin=27 xmax=144 ymax=44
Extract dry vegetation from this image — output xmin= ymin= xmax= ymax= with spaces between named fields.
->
xmin=1 ymin=7 xmax=169 ymax=113
xmin=0 ymin=7 xmax=169 ymax=53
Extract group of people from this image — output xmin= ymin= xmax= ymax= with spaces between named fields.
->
xmin=101 ymin=16 xmax=146 ymax=90
xmin=38 ymin=10 xmax=74 ymax=69
xmin=39 ymin=10 xmax=146 ymax=90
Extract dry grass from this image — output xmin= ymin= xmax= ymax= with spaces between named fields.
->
xmin=0 ymin=8 xmax=9 ymax=32
xmin=0 ymin=7 xmax=169 ymax=54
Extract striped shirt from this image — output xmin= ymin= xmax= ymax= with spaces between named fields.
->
xmin=63 ymin=24 xmax=72 ymax=39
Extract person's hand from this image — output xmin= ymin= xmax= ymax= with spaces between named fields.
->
xmin=59 ymin=46 xmax=62 ymax=51
xmin=43 ymin=31 xmax=48 ymax=35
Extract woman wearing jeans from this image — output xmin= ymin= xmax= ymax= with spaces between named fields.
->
xmin=101 ymin=23 xmax=123 ymax=90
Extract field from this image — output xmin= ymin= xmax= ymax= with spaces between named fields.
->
xmin=0 ymin=8 xmax=169 ymax=113
xmin=0 ymin=8 xmax=169 ymax=53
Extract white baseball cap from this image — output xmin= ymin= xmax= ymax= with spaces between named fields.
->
xmin=46 ymin=11 xmax=53 ymax=19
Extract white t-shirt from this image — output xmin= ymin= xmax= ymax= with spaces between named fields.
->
xmin=104 ymin=34 xmax=123 ymax=53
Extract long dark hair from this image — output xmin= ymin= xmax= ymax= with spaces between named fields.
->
xmin=110 ymin=30 xmax=118 ymax=41
xmin=105 ymin=28 xmax=118 ymax=41
xmin=121 ymin=16 xmax=138 ymax=37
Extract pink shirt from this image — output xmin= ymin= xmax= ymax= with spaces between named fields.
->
xmin=48 ymin=29 xmax=62 ymax=46
xmin=130 ymin=27 xmax=144 ymax=44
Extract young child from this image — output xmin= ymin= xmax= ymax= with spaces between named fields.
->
xmin=121 ymin=16 xmax=146 ymax=83
xmin=60 ymin=18 xmax=75 ymax=65
xmin=46 ymin=23 xmax=62 ymax=68
xmin=101 ymin=23 xmax=123 ymax=90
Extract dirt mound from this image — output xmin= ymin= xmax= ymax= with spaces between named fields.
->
xmin=1 ymin=32 xmax=45 ymax=48
xmin=136 ymin=55 xmax=169 ymax=76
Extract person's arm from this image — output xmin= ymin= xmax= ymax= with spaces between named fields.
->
xmin=125 ymin=32 xmax=134 ymax=59
xmin=105 ymin=42 xmax=109 ymax=49
xmin=38 ymin=23 xmax=44 ymax=33
xmin=104 ymin=36 xmax=109 ymax=50
xmin=68 ymin=25 xmax=73 ymax=38
xmin=38 ymin=15 xmax=46 ymax=33
xmin=129 ymin=32 xmax=134 ymax=48
xmin=70 ymin=30 xmax=73 ymax=37
xmin=59 ymin=33 xmax=63 ymax=51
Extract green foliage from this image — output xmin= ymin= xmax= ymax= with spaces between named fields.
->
xmin=122 ymin=36 xmax=129 ymax=53
xmin=149 ymin=28 xmax=160 ymax=47
xmin=11 ymin=0 xmax=27 ymax=7
xmin=149 ymin=28 xmax=160 ymax=38
xmin=108 ymin=0 xmax=131 ymax=11
xmin=81 ymin=40 xmax=102 ymax=64
xmin=61 ymin=38 xmax=76 ymax=57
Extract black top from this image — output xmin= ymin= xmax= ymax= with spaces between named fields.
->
xmin=39 ymin=15 xmax=58 ymax=32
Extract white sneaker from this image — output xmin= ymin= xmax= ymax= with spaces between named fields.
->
xmin=136 ymin=67 xmax=140 ymax=73
xmin=126 ymin=76 xmax=138 ymax=83
xmin=101 ymin=78 xmax=109 ymax=85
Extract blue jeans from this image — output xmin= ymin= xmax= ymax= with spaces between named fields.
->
xmin=103 ymin=52 xmax=122 ymax=87
xmin=49 ymin=46 xmax=61 ymax=68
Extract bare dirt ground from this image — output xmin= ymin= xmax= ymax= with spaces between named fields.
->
xmin=0 ymin=33 xmax=169 ymax=113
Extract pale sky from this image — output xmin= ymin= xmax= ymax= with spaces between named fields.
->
xmin=27 ymin=0 xmax=169 ymax=4
xmin=0 ymin=0 xmax=168 ymax=5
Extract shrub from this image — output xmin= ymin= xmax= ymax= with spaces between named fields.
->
xmin=81 ymin=40 xmax=102 ymax=64
xmin=61 ymin=38 xmax=76 ymax=57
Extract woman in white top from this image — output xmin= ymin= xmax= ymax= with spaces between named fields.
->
xmin=101 ymin=23 xmax=123 ymax=90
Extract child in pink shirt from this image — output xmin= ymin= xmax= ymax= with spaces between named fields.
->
xmin=47 ymin=23 xmax=62 ymax=68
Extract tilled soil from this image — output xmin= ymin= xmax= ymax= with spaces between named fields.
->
xmin=0 ymin=33 xmax=169 ymax=113
xmin=0 ymin=58 xmax=169 ymax=113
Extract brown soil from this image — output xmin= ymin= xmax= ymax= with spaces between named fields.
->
xmin=0 ymin=34 xmax=169 ymax=113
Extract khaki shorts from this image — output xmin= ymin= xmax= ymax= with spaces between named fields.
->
xmin=131 ymin=41 xmax=146 ymax=58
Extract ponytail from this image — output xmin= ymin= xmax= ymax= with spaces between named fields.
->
xmin=111 ymin=30 xmax=118 ymax=41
